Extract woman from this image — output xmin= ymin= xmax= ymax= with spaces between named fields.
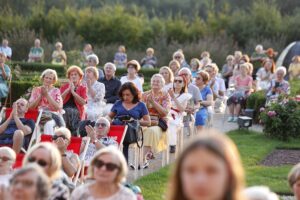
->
xmin=120 ymin=60 xmax=143 ymax=92
xmin=80 ymin=117 xmax=118 ymax=164
xmin=86 ymin=54 xmax=104 ymax=80
xmin=256 ymin=59 xmax=275 ymax=91
xmin=85 ymin=66 xmax=106 ymax=121
xmin=288 ymin=163 xmax=300 ymax=200
xmin=194 ymin=71 xmax=213 ymax=132
xmin=167 ymin=130 xmax=246 ymax=200
xmin=108 ymin=82 xmax=150 ymax=162
xmin=266 ymin=66 xmax=290 ymax=103
xmin=71 ymin=146 xmax=136 ymax=200
xmin=60 ymin=66 xmax=87 ymax=135
xmin=142 ymin=74 xmax=171 ymax=167
xmin=51 ymin=42 xmax=67 ymax=65
xmin=190 ymin=58 xmax=201 ymax=78
xmin=8 ymin=164 xmax=50 ymax=200
xmin=227 ymin=63 xmax=253 ymax=122
xmin=23 ymin=142 xmax=70 ymax=200
xmin=222 ymin=55 xmax=234 ymax=88
xmin=168 ymin=75 xmax=192 ymax=153
xmin=141 ymin=47 xmax=157 ymax=68
xmin=159 ymin=66 xmax=174 ymax=92
xmin=288 ymin=55 xmax=300 ymax=80
xmin=114 ymin=45 xmax=127 ymax=68
xmin=0 ymin=52 xmax=11 ymax=104
xmin=28 ymin=69 xmax=64 ymax=135
xmin=0 ymin=147 xmax=16 ymax=187
xmin=169 ymin=59 xmax=181 ymax=76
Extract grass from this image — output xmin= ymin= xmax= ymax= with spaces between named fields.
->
xmin=135 ymin=130 xmax=300 ymax=199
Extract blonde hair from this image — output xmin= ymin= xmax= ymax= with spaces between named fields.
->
xmin=159 ymin=66 xmax=174 ymax=83
xmin=0 ymin=146 xmax=16 ymax=163
xmin=85 ymin=66 xmax=99 ymax=80
xmin=89 ymin=146 xmax=128 ymax=183
xmin=55 ymin=42 xmax=62 ymax=48
xmin=169 ymin=60 xmax=181 ymax=70
xmin=173 ymin=51 xmax=185 ymax=60
xmin=226 ymin=55 xmax=234 ymax=61
xmin=54 ymin=127 xmax=71 ymax=140
xmin=146 ymin=48 xmax=154 ymax=54
xmin=66 ymin=65 xmax=84 ymax=80
xmin=126 ymin=60 xmax=141 ymax=71
xmin=118 ymin=45 xmax=126 ymax=53
xmin=40 ymin=69 xmax=58 ymax=84
xmin=288 ymin=163 xmax=300 ymax=188
xmin=23 ymin=142 xmax=62 ymax=180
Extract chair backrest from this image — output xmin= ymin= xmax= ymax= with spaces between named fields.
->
xmin=13 ymin=153 xmax=25 ymax=169
xmin=5 ymin=108 xmax=39 ymax=122
xmin=40 ymin=134 xmax=53 ymax=142
xmin=107 ymin=125 xmax=127 ymax=146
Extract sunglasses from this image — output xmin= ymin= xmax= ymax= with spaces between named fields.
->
xmin=11 ymin=179 xmax=35 ymax=188
xmin=0 ymin=156 xmax=11 ymax=162
xmin=52 ymin=135 xmax=67 ymax=140
xmin=196 ymin=77 xmax=202 ymax=80
xmin=28 ymin=157 xmax=48 ymax=167
xmin=174 ymin=79 xmax=183 ymax=83
xmin=94 ymin=159 xmax=120 ymax=171
xmin=175 ymin=56 xmax=181 ymax=59
xmin=95 ymin=123 xmax=107 ymax=128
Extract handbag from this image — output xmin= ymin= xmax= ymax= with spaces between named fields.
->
xmin=158 ymin=118 xmax=168 ymax=131
xmin=124 ymin=120 xmax=143 ymax=148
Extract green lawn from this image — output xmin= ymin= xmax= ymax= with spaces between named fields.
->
xmin=135 ymin=130 xmax=300 ymax=199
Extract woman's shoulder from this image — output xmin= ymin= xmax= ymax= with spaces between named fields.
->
xmin=71 ymin=183 xmax=92 ymax=198
xmin=116 ymin=185 xmax=136 ymax=199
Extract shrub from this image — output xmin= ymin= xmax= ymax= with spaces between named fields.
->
xmin=260 ymin=100 xmax=300 ymax=141
xmin=246 ymin=91 xmax=267 ymax=123
xmin=10 ymin=62 xmax=67 ymax=75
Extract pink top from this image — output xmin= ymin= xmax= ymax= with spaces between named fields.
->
xmin=235 ymin=75 xmax=253 ymax=87
xmin=29 ymin=86 xmax=63 ymax=112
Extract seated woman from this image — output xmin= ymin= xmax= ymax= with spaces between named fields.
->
xmin=142 ymin=74 xmax=171 ymax=168
xmin=28 ymin=39 xmax=44 ymax=63
xmin=141 ymin=47 xmax=157 ymax=68
xmin=120 ymin=60 xmax=144 ymax=92
xmin=51 ymin=42 xmax=67 ymax=65
xmin=108 ymin=82 xmax=150 ymax=162
xmin=71 ymin=146 xmax=136 ymax=200
xmin=169 ymin=59 xmax=181 ymax=76
xmin=85 ymin=66 xmax=106 ymax=122
xmin=86 ymin=54 xmax=104 ymax=80
xmin=114 ymin=45 xmax=127 ymax=68
xmin=289 ymin=56 xmax=300 ymax=80
xmin=190 ymin=58 xmax=201 ymax=78
xmin=194 ymin=71 xmax=213 ymax=133
xmin=0 ymin=147 xmax=16 ymax=187
xmin=0 ymin=52 xmax=11 ymax=104
xmin=60 ymin=66 xmax=87 ymax=135
xmin=227 ymin=63 xmax=253 ymax=122
xmin=80 ymin=117 xmax=118 ymax=165
xmin=52 ymin=127 xmax=80 ymax=178
xmin=266 ymin=66 xmax=290 ymax=104
xmin=168 ymin=75 xmax=191 ymax=153
xmin=159 ymin=66 xmax=174 ymax=92
xmin=28 ymin=69 xmax=64 ymax=135
xmin=256 ymin=58 xmax=275 ymax=91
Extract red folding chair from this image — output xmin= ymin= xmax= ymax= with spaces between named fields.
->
xmin=13 ymin=153 xmax=25 ymax=169
xmin=107 ymin=125 xmax=128 ymax=148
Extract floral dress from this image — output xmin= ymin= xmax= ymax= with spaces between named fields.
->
xmin=86 ymin=81 xmax=106 ymax=121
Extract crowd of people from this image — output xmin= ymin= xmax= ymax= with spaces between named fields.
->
xmin=0 ymin=38 xmax=298 ymax=200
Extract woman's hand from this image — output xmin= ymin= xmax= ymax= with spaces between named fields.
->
xmin=41 ymin=86 xmax=48 ymax=97
xmin=168 ymin=88 xmax=175 ymax=99
xmin=85 ymin=125 xmax=96 ymax=140
xmin=54 ymin=137 xmax=67 ymax=152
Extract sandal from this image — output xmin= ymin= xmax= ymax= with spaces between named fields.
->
xmin=146 ymin=151 xmax=155 ymax=160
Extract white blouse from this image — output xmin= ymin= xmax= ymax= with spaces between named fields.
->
xmin=120 ymin=76 xmax=143 ymax=92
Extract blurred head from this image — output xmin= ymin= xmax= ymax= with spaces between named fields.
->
xmin=53 ymin=127 xmax=71 ymax=148
xmin=262 ymin=59 xmax=275 ymax=73
xmin=2 ymin=39 xmax=8 ymax=47
xmin=205 ymin=63 xmax=218 ymax=78
xmin=234 ymin=51 xmax=242 ymax=61
xmin=84 ymin=44 xmax=92 ymax=52
xmin=244 ymin=186 xmax=279 ymax=200
xmin=126 ymin=60 xmax=141 ymax=74
xmin=173 ymin=75 xmax=188 ymax=94
xmin=0 ymin=51 xmax=7 ymax=63
xmin=255 ymin=44 xmax=264 ymax=53
xmin=55 ymin=42 xmax=63 ymax=50
xmin=275 ymin=66 xmax=286 ymax=80
xmin=15 ymin=98 xmax=29 ymax=116
xmin=173 ymin=51 xmax=185 ymax=64
xmin=151 ymin=73 xmax=165 ymax=91
xmin=89 ymin=146 xmax=128 ymax=185
xmin=178 ymin=68 xmax=192 ymax=83
xmin=159 ymin=66 xmax=174 ymax=83
xmin=118 ymin=45 xmax=126 ymax=53
xmin=118 ymin=82 xmax=141 ymax=104
xmin=23 ymin=142 xmax=62 ymax=180
xmin=288 ymin=163 xmax=300 ymax=200
xmin=201 ymin=51 xmax=210 ymax=58
xmin=104 ymin=62 xmax=116 ymax=77
xmin=226 ymin=55 xmax=234 ymax=65
xmin=87 ymin=54 xmax=99 ymax=66
xmin=40 ymin=69 xmax=58 ymax=86
xmin=146 ymin=48 xmax=154 ymax=56
xmin=168 ymin=130 xmax=245 ymax=200
xmin=190 ymin=58 xmax=201 ymax=71
xmin=195 ymin=70 xmax=210 ymax=87
xmin=239 ymin=54 xmax=250 ymax=64
xmin=169 ymin=60 xmax=181 ymax=75
xmin=85 ymin=66 xmax=99 ymax=80
xmin=94 ymin=117 xmax=110 ymax=138
xmin=9 ymin=164 xmax=50 ymax=200
xmin=67 ymin=65 xmax=84 ymax=83
xmin=239 ymin=63 xmax=249 ymax=76
xmin=34 ymin=39 xmax=40 ymax=47
xmin=292 ymin=56 xmax=300 ymax=63
xmin=0 ymin=147 xmax=16 ymax=174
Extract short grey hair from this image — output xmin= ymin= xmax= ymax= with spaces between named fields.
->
xmin=0 ymin=147 xmax=16 ymax=165
xmin=276 ymin=66 xmax=287 ymax=76
xmin=178 ymin=67 xmax=192 ymax=76
xmin=104 ymin=62 xmax=116 ymax=71
xmin=87 ymin=54 xmax=99 ymax=65
xmin=54 ymin=127 xmax=71 ymax=140
xmin=151 ymin=73 xmax=165 ymax=87
xmin=10 ymin=164 xmax=51 ymax=200
xmin=244 ymin=186 xmax=279 ymax=200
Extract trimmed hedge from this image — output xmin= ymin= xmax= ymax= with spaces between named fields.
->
xmin=9 ymin=61 xmax=67 ymax=74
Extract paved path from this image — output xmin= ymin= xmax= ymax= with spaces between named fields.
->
xmin=127 ymin=113 xmax=263 ymax=182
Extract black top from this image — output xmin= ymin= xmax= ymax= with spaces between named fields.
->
xmin=99 ymin=76 xmax=121 ymax=104
xmin=63 ymin=94 xmax=76 ymax=109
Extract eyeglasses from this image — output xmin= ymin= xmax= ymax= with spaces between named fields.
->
xmin=94 ymin=159 xmax=120 ymax=171
xmin=174 ymin=79 xmax=183 ymax=83
xmin=196 ymin=77 xmax=202 ymax=80
xmin=28 ymin=157 xmax=48 ymax=167
xmin=11 ymin=179 xmax=35 ymax=188
xmin=95 ymin=123 xmax=107 ymax=128
xmin=174 ymin=56 xmax=181 ymax=59
xmin=52 ymin=135 xmax=68 ymax=140
xmin=0 ymin=156 xmax=11 ymax=162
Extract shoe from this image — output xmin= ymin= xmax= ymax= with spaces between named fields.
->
xmin=227 ymin=116 xmax=234 ymax=122
xmin=233 ymin=117 xmax=238 ymax=122
xmin=146 ymin=151 xmax=155 ymax=160
xmin=142 ymin=161 xmax=149 ymax=169
xmin=129 ymin=163 xmax=136 ymax=170
xmin=170 ymin=145 xmax=176 ymax=153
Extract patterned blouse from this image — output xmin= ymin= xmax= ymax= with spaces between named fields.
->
xmin=29 ymin=86 xmax=63 ymax=112
xmin=142 ymin=90 xmax=171 ymax=119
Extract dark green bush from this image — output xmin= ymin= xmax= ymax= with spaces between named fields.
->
xmin=10 ymin=62 xmax=67 ymax=75
xmin=246 ymin=91 xmax=267 ymax=123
